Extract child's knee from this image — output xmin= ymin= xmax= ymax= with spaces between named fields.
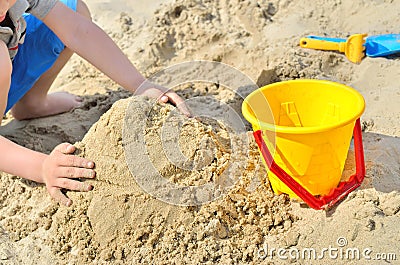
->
xmin=77 ymin=0 xmax=92 ymax=20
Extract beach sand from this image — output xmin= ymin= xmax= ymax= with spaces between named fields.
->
xmin=1 ymin=0 xmax=400 ymax=264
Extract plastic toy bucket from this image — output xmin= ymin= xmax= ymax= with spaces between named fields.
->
xmin=242 ymin=79 xmax=366 ymax=209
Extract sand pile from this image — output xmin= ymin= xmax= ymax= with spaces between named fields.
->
xmin=140 ymin=100 xmax=233 ymax=187
xmin=36 ymin=96 xmax=294 ymax=264
xmin=1 ymin=0 xmax=400 ymax=264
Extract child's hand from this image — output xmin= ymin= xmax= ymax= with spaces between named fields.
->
xmin=136 ymin=81 xmax=192 ymax=117
xmin=41 ymin=143 xmax=96 ymax=206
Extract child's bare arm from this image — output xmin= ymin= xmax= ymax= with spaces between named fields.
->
xmin=0 ymin=136 xmax=95 ymax=206
xmin=42 ymin=2 xmax=190 ymax=116
xmin=1 ymin=42 xmax=95 ymax=206
xmin=0 ymin=41 xmax=11 ymax=115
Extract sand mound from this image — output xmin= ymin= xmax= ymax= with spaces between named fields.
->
xmin=41 ymin=96 xmax=294 ymax=264
xmin=133 ymin=99 xmax=233 ymax=187
xmin=1 ymin=0 xmax=400 ymax=264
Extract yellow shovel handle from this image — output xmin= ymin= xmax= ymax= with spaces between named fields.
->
xmin=299 ymin=38 xmax=344 ymax=51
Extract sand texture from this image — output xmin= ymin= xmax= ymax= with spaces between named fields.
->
xmin=1 ymin=0 xmax=400 ymax=264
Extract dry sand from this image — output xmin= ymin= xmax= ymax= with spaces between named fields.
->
xmin=1 ymin=0 xmax=400 ymax=264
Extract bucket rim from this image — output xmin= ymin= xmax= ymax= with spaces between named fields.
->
xmin=242 ymin=79 xmax=366 ymax=134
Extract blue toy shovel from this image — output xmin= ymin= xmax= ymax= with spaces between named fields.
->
xmin=364 ymin=34 xmax=400 ymax=57
xmin=300 ymin=34 xmax=400 ymax=64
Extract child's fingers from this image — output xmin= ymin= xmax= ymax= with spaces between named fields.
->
xmin=56 ymin=153 xmax=95 ymax=169
xmin=160 ymin=95 xmax=169 ymax=103
xmin=137 ymin=85 xmax=192 ymax=117
xmin=53 ymin=143 xmax=76 ymax=154
xmin=178 ymin=103 xmax=192 ymax=118
xmin=49 ymin=187 xmax=72 ymax=207
xmin=165 ymin=91 xmax=192 ymax=117
xmin=56 ymin=178 xmax=93 ymax=192
xmin=55 ymin=167 xmax=96 ymax=179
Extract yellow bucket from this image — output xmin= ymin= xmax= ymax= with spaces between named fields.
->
xmin=242 ymin=79 xmax=365 ymax=198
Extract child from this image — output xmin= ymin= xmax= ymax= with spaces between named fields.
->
xmin=0 ymin=0 xmax=189 ymax=206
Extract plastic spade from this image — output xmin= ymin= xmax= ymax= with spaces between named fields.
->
xmin=300 ymin=34 xmax=367 ymax=63
xmin=300 ymin=34 xmax=400 ymax=64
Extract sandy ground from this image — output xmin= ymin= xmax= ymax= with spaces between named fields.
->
xmin=1 ymin=0 xmax=400 ymax=264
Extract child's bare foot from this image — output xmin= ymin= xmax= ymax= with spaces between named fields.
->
xmin=11 ymin=92 xmax=83 ymax=120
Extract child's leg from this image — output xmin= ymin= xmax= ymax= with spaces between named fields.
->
xmin=11 ymin=0 xmax=91 ymax=120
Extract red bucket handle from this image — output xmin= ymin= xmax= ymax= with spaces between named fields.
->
xmin=253 ymin=118 xmax=365 ymax=210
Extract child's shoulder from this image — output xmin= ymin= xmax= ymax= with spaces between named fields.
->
xmin=13 ymin=0 xmax=59 ymax=20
